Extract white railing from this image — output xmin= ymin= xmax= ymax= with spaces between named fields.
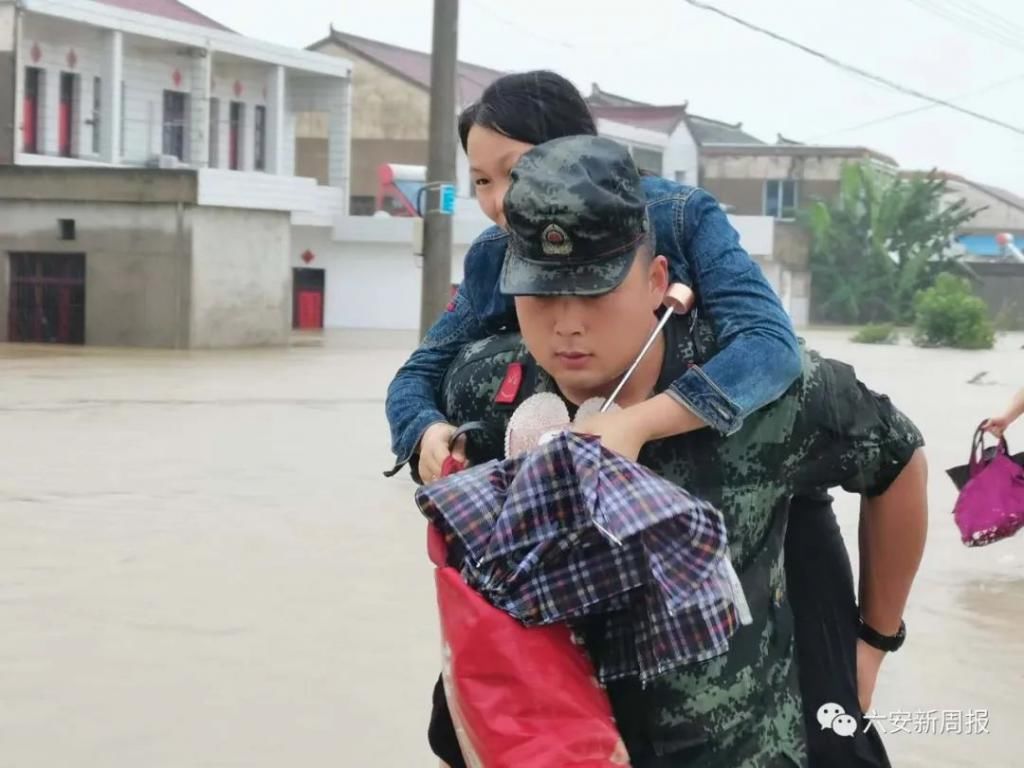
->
xmin=14 ymin=152 xmax=118 ymax=168
xmin=294 ymin=185 xmax=347 ymax=227
xmin=197 ymin=168 xmax=343 ymax=225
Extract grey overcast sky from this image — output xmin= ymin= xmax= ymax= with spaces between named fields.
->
xmin=190 ymin=0 xmax=1024 ymax=194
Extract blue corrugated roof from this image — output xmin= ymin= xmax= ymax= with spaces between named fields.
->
xmin=958 ymin=234 xmax=1023 ymax=257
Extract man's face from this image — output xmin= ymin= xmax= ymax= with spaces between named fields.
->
xmin=514 ymin=249 xmax=669 ymax=404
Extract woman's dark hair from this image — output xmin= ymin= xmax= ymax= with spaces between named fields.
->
xmin=458 ymin=70 xmax=598 ymax=152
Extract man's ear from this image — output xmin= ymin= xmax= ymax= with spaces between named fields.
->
xmin=649 ymin=254 xmax=670 ymax=309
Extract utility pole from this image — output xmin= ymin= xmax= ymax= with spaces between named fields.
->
xmin=419 ymin=0 xmax=459 ymax=340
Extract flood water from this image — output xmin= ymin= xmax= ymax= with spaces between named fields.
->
xmin=1 ymin=329 xmax=1021 ymax=767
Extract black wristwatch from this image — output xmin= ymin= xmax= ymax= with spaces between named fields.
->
xmin=858 ymin=617 xmax=907 ymax=652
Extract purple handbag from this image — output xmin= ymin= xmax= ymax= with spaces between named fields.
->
xmin=952 ymin=424 xmax=1024 ymax=547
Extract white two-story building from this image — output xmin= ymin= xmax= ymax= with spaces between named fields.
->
xmin=0 ymin=0 xmax=353 ymax=347
xmin=0 ymin=5 xmax=793 ymax=345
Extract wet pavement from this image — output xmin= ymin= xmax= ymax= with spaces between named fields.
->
xmin=1 ymin=328 xmax=1021 ymax=767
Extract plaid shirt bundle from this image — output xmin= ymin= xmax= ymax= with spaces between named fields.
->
xmin=415 ymin=431 xmax=748 ymax=683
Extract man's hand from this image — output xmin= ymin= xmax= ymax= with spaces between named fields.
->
xmin=573 ymin=408 xmax=647 ymax=462
xmin=856 ymin=639 xmax=886 ymax=713
xmin=418 ymin=423 xmax=467 ymax=482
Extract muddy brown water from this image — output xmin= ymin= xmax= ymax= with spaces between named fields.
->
xmin=1 ymin=329 xmax=1020 ymax=766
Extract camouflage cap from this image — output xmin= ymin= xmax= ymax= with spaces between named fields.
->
xmin=500 ymin=135 xmax=649 ymax=297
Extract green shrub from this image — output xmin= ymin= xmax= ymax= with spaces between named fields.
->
xmin=912 ymin=274 xmax=995 ymax=350
xmin=852 ymin=323 xmax=899 ymax=344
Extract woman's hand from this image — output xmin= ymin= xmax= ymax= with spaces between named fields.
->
xmin=573 ymin=393 xmax=707 ymax=462
xmin=572 ymin=408 xmax=647 ymax=462
xmin=982 ymin=415 xmax=1013 ymax=439
xmin=418 ymin=423 xmax=468 ymax=482
xmin=983 ymin=388 xmax=1024 ymax=439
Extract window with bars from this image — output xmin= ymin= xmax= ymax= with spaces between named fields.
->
xmin=229 ymin=101 xmax=244 ymax=170
xmin=162 ymin=90 xmax=189 ymax=161
xmin=22 ymin=67 xmax=42 ymax=153
xmin=91 ymin=76 xmax=101 ymax=155
xmin=764 ymin=179 xmax=798 ymax=219
xmin=254 ymin=105 xmax=267 ymax=171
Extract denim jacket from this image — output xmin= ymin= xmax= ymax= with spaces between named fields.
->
xmin=385 ymin=177 xmax=801 ymax=470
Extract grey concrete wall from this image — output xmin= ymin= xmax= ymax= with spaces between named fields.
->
xmin=702 ymin=153 xmax=865 ymax=182
xmin=189 ymin=206 xmax=291 ymax=347
xmin=0 ymin=200 xmax=190 ymax=347
xmin=295 ymin=137 xmax=328 ymax=186
xmin=349 ymin=136 xmax=428 ymax=199
xmin=312 ymin=44 xmax=429 ymax=141
xmin=702 ymin=177 xmax=840 ymax=217
xmin=970 ymin=262 xmax=1024 ymax=330
xmin=0 ymin=167 xmax=198 ymax=203
xmin=800 ymin=180 xmax=841 ymax=207
xmin=0 ymin=51 xmax=14 ymax=165
xmin=0 ymin=3 xmax=14 ymax=164
xmin=702 ymin=178 xmax=763 ymax=216
xmin=0 ymin=225 xmax=8 ymax=341
xmin=773 ymin=221 xmax=812 ymax=270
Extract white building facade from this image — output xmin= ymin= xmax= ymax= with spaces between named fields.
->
xmin=0 ymin=0 xmax=359 ymax=347
xmin=597 ymin=117 xmax=700 ymax=187
xmin=4 ymin=0 xmax=351 ymax=195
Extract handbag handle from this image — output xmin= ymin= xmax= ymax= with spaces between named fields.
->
xmin=448 ymin=420 xmax=487 ymax=451
xmin=969 ymin=422 xmax=1009 ymax=476
xmin=439 ymin=421 xmax=489 ymax=477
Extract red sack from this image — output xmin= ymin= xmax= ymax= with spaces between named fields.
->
xmin=428 ymin=524 xmax=629 ymax=767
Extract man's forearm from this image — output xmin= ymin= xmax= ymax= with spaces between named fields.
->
xmin=858 ymin=449 xmax=929 ymax=635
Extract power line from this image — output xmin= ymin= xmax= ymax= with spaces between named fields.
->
xmin=465 ymin=0 xmax=575 ymax=50
xmin=901 ymin=0 xmax=1024 ymax=56
xmin=680 ymin=0 xmax=1024 ymax=138
xmin=806 ymin=72 xmax=1024 ymax=141
xmin=934 ymin=0 xmax=1024 ymax=42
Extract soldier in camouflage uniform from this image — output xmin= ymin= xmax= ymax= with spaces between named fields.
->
xmin=429 ymin=135 xmax=927 ymax=768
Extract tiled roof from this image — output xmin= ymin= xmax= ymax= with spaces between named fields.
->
xmin=686 ymin=114 xmax=764 ymax=145
xmin=903 ymin=170 xmax=1024 ymax=213
xmin=311 ymin=28 xmax=505 ymax=107
xmin=587 ymin=83 xmax=763 ymax=144
xmin=94 ymin=0 xmax=233 ymax=32
xmin=702 ymin=144 xmax=899 ymax=166
xmin=974 ymin=182 xmax=1024 ymax=213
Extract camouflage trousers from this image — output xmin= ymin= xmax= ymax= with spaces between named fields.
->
xmin=596 ymin=511 xmax=808 ymax=768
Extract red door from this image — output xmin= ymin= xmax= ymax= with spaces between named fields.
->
xmin=292 ymin=267 xmax=325 ymax=330
xmin=59 ymin=73 xmax=75 ymax=158
xmin=297 ymin=291 xmax=323 ymax=329
xmin=23 ymin=68 xmax=40 ymax=153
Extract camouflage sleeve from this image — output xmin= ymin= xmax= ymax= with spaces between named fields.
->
xmin=789 ymin=353 xmax=924 ymax=497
